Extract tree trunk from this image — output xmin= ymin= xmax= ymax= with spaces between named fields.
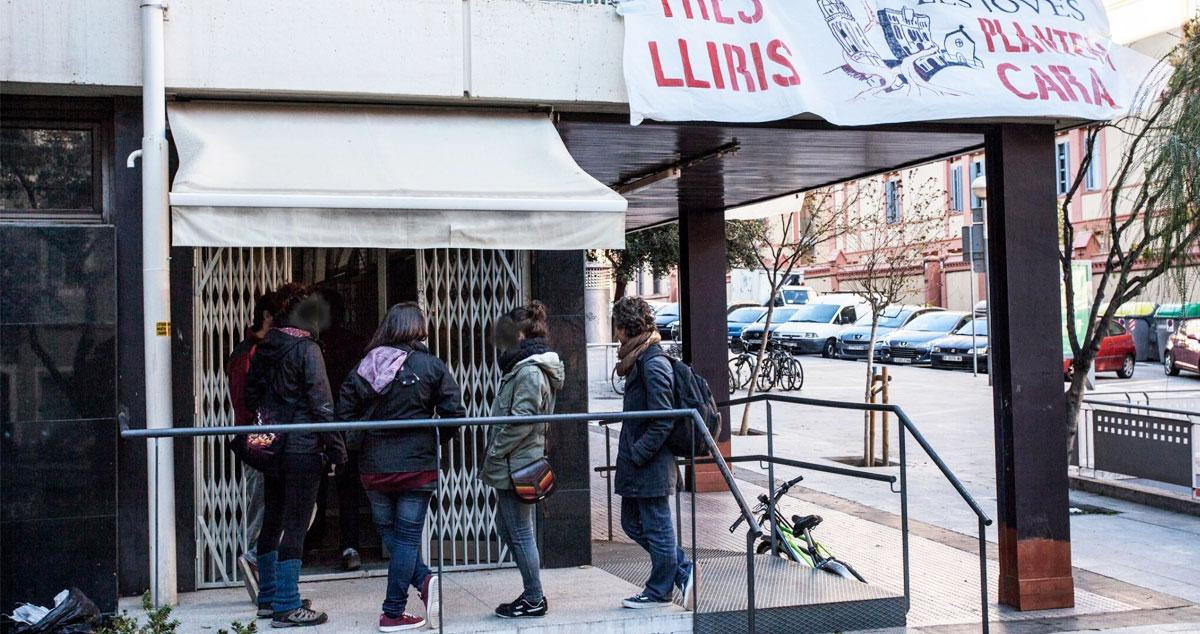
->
xmin=738 ymin=302 xmax=776 ymax=436
xmin=1065 ymin=357 xmax=1091 ymax=454
xmin=863 ymin=318 xmax=881 ymax=465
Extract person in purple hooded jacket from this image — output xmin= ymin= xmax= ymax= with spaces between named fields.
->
xmin=336 ymin=302 xmax=465 ymax=632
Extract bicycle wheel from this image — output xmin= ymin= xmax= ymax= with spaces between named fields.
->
xmin=610 ymin=365 xmax=625 ymax=395
xmin=728 ymin=355 xmax=754 ymax=390
xmin=755 ymin=358 xmax=778 ymax=391
xmin=784 ymin=357 xmax=805 ymax=391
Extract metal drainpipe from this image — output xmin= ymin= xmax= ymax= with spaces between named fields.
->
xmin=141 ymin=0 xmax=177 ymax=606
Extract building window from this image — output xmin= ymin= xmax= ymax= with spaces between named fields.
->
xmin=1055 ymin=140 xmax=1071 ymax=196
xmin=1084 ymin=148 xmax=1101 ymax=191
xmin=884 ymin=179 xmax=900 ymax=224
xmin=969 ymin=159 xmax=984 ymax=210
xmin=1 ymin=125 xmax=102 ymax=219
xmin=950 ymin=164 xmax=963 ymax=213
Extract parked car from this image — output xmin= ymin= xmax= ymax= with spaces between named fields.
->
xmin=773 ymin=295 xmax=869 ymax=357
xmin=837 ymin=305 xmax=944 ymax=360
xmin=727 ymin=306 xmax=768 ymax=350
xmin=653 ymin=302 xmax=679 ymax=339
xmin=739 ymin=306 xmax=801 ymax=352
xmin=930 ymin=317 xmax=989 ymax=372
xmin=1163 ymin=318 xmax=1200 ymax=376
xmin=772 ymin=285 xmax=816 ymax=306
xmin=1064 ymin=320 xmax=1137 ymax=379
xmin=877 ymin=311 xmax=971 ymax=364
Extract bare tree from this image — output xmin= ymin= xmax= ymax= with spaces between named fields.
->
xmin=736 ymin=191 xmax=848 ymax=436
xmin=837 ymin=173 xmax=945 ymax=463
xmin=1062 ymin=22 xmax=1200 ymax=451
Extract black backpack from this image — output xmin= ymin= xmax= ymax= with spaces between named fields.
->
xmin=642 ymin=349 xmax=723 ymax=457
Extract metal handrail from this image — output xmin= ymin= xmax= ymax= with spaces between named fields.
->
xmin=722 ymin=393 xmax=994 ymax=633
xmin=1082 ymin=398 xmax=1200 ymax=420
xmin=121 ymin=408 xmax=763 ymax=632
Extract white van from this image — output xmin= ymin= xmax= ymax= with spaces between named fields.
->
xmin=773 ymin=294 xmax=868 ymax=357
xmin=774 ymin=285 xmax=818 ymax=306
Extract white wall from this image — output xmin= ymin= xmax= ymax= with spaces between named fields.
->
xmin=1 ymin=0 xmax=627 ymax=104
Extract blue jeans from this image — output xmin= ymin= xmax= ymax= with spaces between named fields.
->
xmin=368 ymin=489 xmax=433 ymax=617
xmin=621 ymin=496 xmax=692 ymax=602
xmin=494 ymin=488 xmax=543 ymax=602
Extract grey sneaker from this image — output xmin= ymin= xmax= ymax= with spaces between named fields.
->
xmin=258 ymin=599 xmax=312 ymax=619
xmin=271 ymin=605 xmax=327 ymax=628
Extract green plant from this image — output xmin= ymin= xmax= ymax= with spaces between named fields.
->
xmin=218 ymin=620 xmax=258 ymax=634
xmin=98 ymin=591 xmax=251 ymax=634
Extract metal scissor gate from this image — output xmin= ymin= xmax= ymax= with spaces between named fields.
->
xmin=193 ymin=246 xmax=527 ymax=588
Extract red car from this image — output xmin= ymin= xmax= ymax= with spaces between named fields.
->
xmin=1064 ymin=321 xmax=1137 ymax=379
xmin=1164 ymin=318 xmax=1200 ymax=376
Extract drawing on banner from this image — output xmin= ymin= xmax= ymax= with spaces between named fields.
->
xmin=821 ymin=1 xmax=982 ymax=100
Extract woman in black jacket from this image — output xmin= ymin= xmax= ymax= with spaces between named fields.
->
xmin=244 ymin=283 xmax=346 ymax=627
xmin=337 ymin=302 xmax=465 ymax=632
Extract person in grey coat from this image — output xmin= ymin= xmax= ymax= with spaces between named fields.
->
xmin=612 ymin=296 xmax=694 ymax=610
xmin=482 ymin=301 xmax=564 ymax=619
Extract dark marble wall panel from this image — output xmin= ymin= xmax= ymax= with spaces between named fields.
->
xmin=1 ymin=418 xmax=117 ymax=523
xmin=112 ymin=96 xmax=151 ymax=597
xmin=0 ymin=223 xmax=119 ymax=612
xmin=530 ymin=250 xmax=591 ymax=567
xmin=0 ymin=225 xmax=116 ymax=326
xmin=0 ymin=515 xmax=118 ymax=612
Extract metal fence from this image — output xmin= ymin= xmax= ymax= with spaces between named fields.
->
xmin=1076 ymin=391 xmax=1200 ymax=490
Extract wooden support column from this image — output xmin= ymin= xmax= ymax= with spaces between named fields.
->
xmin=985 ymin=124 xmax=1074 ymax=610
xmin=677 ymin=140 xmax=731 ymax=493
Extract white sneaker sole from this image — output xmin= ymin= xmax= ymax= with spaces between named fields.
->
xmin=622 ymin=599 xmax=672 ymax=609
xmin=424 ymin=575 xmax=440 ymax=628
xmin=378 ymin=618 xmax=425 ymax=632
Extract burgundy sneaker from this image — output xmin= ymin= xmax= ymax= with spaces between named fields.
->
xmin=418 ymin=574 xmax=440 ymax=627
xmin=378 ymin=612 xmax=425 ymax=632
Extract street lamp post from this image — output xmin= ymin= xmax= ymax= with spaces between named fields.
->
xmin=971 ymin=175 xmax=993 ymax=385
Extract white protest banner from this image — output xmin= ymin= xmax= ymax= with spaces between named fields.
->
xmin=617 ymin=0 xmax=1160 ymax=125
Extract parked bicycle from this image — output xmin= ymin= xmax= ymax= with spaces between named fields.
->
xmin=610 ymin=364 xmax=625 ymax=396
xmin=728 ymin=341 xmax=804 ymax=392
xmin=730 ymin=474 xmax=866 ymax=582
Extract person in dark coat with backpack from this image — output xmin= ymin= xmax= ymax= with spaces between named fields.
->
xmin=337 ymin=302 xmax=465 ymax=632
xmin=244 ymin=283 xmax=346 ymax=627
xmin=612 ymin=296 xmax=694 ymax=610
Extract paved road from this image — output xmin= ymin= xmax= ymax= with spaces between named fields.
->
xmin=588 ymin=348 xmax=1200 ymax=605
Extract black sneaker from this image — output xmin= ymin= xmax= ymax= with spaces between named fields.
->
xmin=495 ymin=596 xmax=547 ymax=618
xmin=258 ymin=599 xmax=312 ymax=619
xmin=271 ymin=605 xmax=327 ymax=628
xmin=622 ymin=592 xmax=672 ymax=609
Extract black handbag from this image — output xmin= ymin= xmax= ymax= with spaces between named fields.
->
xmin=508 ymin=456 xmax=556 ymax=504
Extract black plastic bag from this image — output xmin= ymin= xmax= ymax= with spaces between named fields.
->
xmin=11 ymin=588 xmax=101 ymax=633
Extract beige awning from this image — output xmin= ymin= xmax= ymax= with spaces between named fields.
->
xmin=168 ymin=102 xmax=626 ymax=249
